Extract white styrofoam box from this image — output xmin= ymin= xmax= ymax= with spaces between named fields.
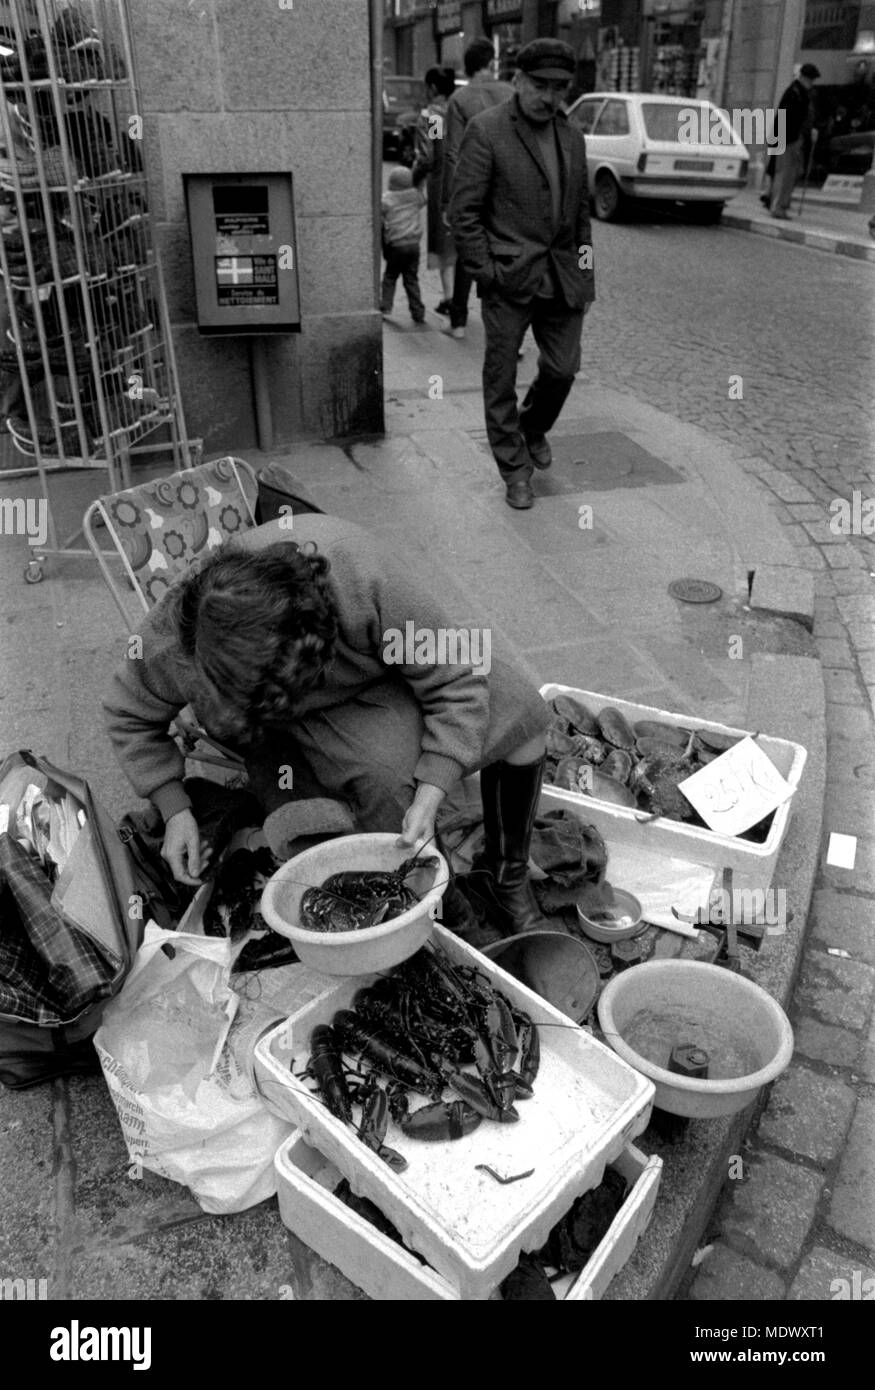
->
xmin=275 ymin=1131 xmax=459 ymax=1301
xmin=255 ymin=924 xmax=654 ymax=1301
xmin=541 ymin=684 xmax=808 ymax=895
xmin=555 ymin=1143 xmax=662 ymax=1300
xmin=275 ymin=1133 xmax=662 ymax=1302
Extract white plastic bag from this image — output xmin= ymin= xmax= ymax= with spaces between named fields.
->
xmin=94 ymin=922 xmax=291 ymax=1214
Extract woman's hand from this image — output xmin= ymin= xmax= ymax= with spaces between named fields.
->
xmin=161 ymin=808 xmax=211 ymax=886
xmin=397 ymin=783 xmax=446 ymax=853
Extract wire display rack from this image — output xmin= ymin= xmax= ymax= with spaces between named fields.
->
xmin=0 ymin=0 xmax=198 ymax=583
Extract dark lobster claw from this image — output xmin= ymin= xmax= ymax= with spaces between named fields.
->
xmin=486 ymin=996 xmax=518 ymax=1069
xmin=375 ymin=1143 xmax=409 ymax=1172
xmin=357 ymin=1079 xmax=389 ymax=1150
xmin=444 ymin=1067 xmax=519 ymax=1123
xmin=357 ymin=1080 xmax=409 ymax=1172
xmin=400 ymin=1099 xmax=482 ymax=1142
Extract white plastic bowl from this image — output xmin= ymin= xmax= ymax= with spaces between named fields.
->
xmin=576 ymin=888 xmax=644 ymax=944
xmin=259 ymin=833 xmax=448 ymax=976
xmin=597 ymin=960 xmax=794 ymax=1118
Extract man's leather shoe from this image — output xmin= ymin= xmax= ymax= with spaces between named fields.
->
xmin=525 ymin=433 xmax=552 ymax=470
xmin=505 ymin=477 xmax=534 ymax=509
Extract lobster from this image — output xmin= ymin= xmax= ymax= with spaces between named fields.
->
xmin=353 ymin=1074 xmax=408 ymax=1173
xmin=299 ymin=854 xmax=440 ymax=932
xmin=353 ymin=978 xmax=474 ymax=1068
xmin=304 ymin=1024 xmax=353 ymax=1123
xmin=332 ymin=1009 xmax=444 ymax=1097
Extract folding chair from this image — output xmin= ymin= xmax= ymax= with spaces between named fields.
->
xmin=84 ymin=455 xmax=260 ymax=776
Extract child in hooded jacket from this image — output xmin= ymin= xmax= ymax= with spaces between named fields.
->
xmin=380 ymin=165 xmax=427 ymax=324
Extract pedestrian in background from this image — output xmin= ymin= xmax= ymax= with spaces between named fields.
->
xmin=770 ymin=63 xmax=820 ymax=220
xmin=440 ymin=38 xmax=514 ymax=339
xmin=380 ymin=165 xmax=427 ymax=325
xmin=413 ymin=67 xmax=456 ymax=318
xmin=449 ymin=39 xmax=595 ymax=510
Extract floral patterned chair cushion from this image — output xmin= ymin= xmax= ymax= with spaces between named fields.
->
xmin=94 ymin=456 xmax=258 ymax=610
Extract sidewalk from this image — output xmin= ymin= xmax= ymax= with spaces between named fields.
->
xmin=0 ymin=311 xmax=835 ymax=1301
xmin=723 ymin=186 xmax=875 ymax=262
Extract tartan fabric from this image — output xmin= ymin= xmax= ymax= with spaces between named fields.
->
xmin=0 ymin=833 xmax=120 ymax=1026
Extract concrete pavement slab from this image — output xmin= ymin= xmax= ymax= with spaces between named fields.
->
xmin=0 ymin=1083 xmax=56 ymax=1290
xmin=811 ymin=889 xmax=875 ymax=967
xmin=796 ymin=951 xmax=875 ymax=1032
xmin=749 ymin=565 xmax=816 ymax=630
xmin=68 ymin=1199 xmax=295 ymax=1300
xmin=828 ymin=1097 xmax=875 ymax=1253
xmin=721 ymin=1152 xmax=824 ymax=1269
xmin=793 ymin=1017 xmax=864 ymax=1070
xmin=758 ymin=1065 xmax=856 ymax=1164
xmin=789 ymin=1247 xmax=875 ymax=1301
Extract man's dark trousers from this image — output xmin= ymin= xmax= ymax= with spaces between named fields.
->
xmin=481 ymin=289 xmax=583 ymax=480
xmin=449 ymin=260 xmax=473 ymax=329
xmin=381 ymin=242 xmax=425 ymax=319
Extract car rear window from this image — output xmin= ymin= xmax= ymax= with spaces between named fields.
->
xmin=640 ymin=101 xmax=744 ymax=147
xmin=641 ymin=102 xmax=706 ymax=142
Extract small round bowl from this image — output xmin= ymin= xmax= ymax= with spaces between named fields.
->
xmin=576 ymin=888 xmax=644 ymax=944
xmin=260 ymin=833 xmax=448 ymax=977
xmin=597 ymin=960 xmax=794 ymax=1118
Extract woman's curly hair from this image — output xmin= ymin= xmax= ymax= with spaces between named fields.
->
xmin=166 ymin=542 xmax=339 ymax=747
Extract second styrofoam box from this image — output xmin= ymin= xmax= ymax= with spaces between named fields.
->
xmin=541 ymin=684 xmax=807 ymax=895
xmin=275 ymin=1132 xmax=662 ymax=1301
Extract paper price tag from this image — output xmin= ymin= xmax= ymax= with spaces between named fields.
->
xmin=678 ymin=736 xmax=795 ymax=838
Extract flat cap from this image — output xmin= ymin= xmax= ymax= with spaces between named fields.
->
xmin=516 ymin=38 xmax=576 ymax=79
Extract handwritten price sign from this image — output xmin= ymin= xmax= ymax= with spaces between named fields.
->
xmin=678 ymin=736 xmax=795 ymax=838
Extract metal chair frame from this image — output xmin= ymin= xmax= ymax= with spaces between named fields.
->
xmin=83 ymin=454 xmax=261 ymax=775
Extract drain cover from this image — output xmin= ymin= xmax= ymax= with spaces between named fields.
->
xmin=668 ymin=578 xmax=723 ymax=604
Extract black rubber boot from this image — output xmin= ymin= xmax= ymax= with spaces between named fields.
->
xmin=470 ymin=756 xmax=552 ymax=937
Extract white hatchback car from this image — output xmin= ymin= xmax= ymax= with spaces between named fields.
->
xmin=565 ymin=92 xmax=750 ymax=222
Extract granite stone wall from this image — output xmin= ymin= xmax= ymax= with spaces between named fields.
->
xmin=129 ymin=0 xmax=383 ymax=453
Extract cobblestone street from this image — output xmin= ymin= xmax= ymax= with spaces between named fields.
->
xmin=572 ymin=216 xmax=875 ymax=1301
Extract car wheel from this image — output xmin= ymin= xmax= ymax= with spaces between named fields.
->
xmin=594 ymin=171 xmax=623 ymax=222
xmin=687 ymin=201 xmax=725 ymax=224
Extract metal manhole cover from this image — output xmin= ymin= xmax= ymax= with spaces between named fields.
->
xmin=668 ymin=578 xmax=723 ymax=604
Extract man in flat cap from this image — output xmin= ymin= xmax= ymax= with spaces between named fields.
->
xmin=450 ymin=38 xmax=595 ymax=509
xmin=770 ymin=62 xmax=820 ymax=220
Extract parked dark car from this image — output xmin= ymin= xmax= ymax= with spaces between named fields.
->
xmin=383 ymin=76 xmax=426 ymax=161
